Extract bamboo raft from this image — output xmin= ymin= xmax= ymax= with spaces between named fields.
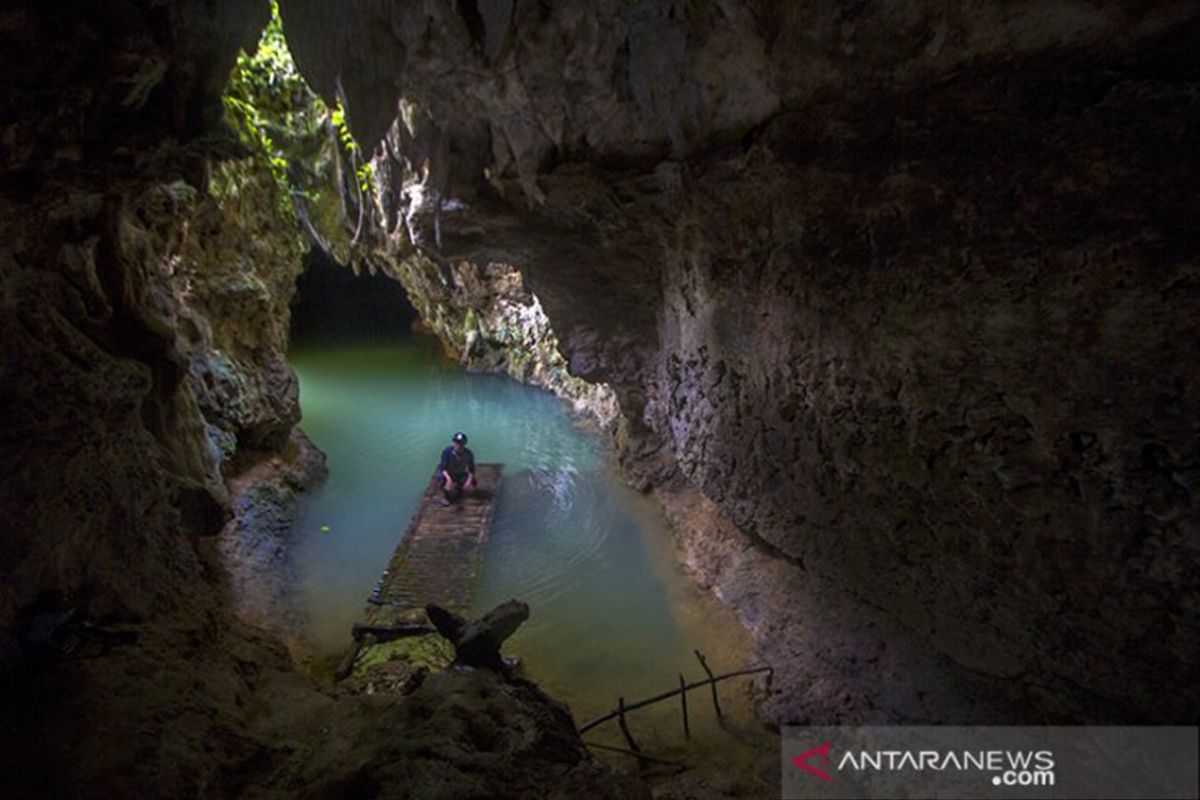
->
xmin=335 ymin=463 xmax=503 ymax=679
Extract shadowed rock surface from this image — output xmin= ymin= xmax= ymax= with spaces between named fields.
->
xmin=281 ymin=0 xmax=1200 ymax=724
xmin=264 ymin=669 xmax=650 ymax=800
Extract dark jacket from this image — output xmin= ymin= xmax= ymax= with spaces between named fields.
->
xmin=439 ymin=445 xmax=475 ymax=479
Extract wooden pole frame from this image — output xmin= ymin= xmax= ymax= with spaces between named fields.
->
xmin=577 ymin=663 xmax=773 ymax=735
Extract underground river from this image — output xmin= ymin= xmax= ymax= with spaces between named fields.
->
xmin=288 ymin=334 xmax=773 ymax=777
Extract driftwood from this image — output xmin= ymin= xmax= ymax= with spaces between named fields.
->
xmin=617 ymin=696 xmax=650 ymax=772
xmin=576 ymin=653 xmax=772 ymax=776
xmin=426 ymin=599 xmax=529 ymax=672
xmin=679 ymin=673 xmax=689 ymax=739
xmin=334 ymin=640 xmax=364 ymax=681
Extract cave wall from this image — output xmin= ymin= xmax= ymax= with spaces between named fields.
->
xmin=652 ymin=50 xmax=1200 ymax=722
xmin=282 ymin=0 xmax=1200 ymax=722
xmin=0 ymin=0 xmax=272 ymax=628
xmin=0 ymin=1 xmax=313 ymax=791
xmin=0 ymin=0 xmax=319 ymax=631
xmin=374 ymin=249 xmax=622 ymax=426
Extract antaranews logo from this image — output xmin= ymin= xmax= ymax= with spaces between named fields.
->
xmin=783 ymin=725 xmax=1198 ymax=800
xmin=792 ymin=742 xmax=834 ymax=781
xmin=788 ymin=740 xmax=1056 ymax=791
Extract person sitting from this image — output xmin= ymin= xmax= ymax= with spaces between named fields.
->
xmin=437 ymin=431 xmax=476 ymax=506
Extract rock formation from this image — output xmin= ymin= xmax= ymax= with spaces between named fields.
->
xmin=280 ymin=0 xmax=1200 ymax=724
xmin=0 ymin=2 xmax=635 ymax=796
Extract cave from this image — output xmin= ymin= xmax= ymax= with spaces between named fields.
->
xmin=1 ymin=1 xmax=1197 ymax=798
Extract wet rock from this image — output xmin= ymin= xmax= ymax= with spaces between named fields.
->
xmin=219 ymin=429 xmax=328 ymax=644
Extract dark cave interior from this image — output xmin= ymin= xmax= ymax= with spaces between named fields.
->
xmin=0 ymin=1 xmax=1197 ymax=798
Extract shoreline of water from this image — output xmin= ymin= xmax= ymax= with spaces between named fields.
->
xmin=285 ymin=335 xmax=775 ymax=784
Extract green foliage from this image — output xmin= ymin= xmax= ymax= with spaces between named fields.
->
xmin=331 ymin=102 xmax=357 ymax=153
xmin=219 ymin=1 xmax=374 ymax=253
xmin=356 ymin=161 xmax=374 ymax=196
xmin=221 ymin=1 xmax=324 ymax=214
xmin=330 ymin=101 xmax=374 ymax=195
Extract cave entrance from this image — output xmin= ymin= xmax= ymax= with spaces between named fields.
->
xmin=289 ymin=248 xmax=417 ymax=346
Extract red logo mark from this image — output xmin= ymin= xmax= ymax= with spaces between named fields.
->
xmin=793 ymin=742 xmax=834 ymax=781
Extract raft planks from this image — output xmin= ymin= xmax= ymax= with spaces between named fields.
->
xmin=363 ymin=463 xmax=503 ymax=621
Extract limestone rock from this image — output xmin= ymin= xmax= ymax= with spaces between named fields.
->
xmin=281 ymin=0 xmax=1200 ymax=723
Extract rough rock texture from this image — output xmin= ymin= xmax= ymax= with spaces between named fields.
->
xmin=0 ymin=3 xmax=316 ymax=793
xmin=299 ymin=101 xmax=624 ymax=426
xmin=379 ymin=252 xmax=620 ymax=426
xmin=168 ymin=158 xmax=307 ymax=457
xmin=220 ymin=429 xmax=327 ymax=644
xmin=0 ymin=20 xmax=313 ymax=637
xmin=265 ymin=669 xmax=651 ymax=800
xmin=0 ymin=3 xmax=652 ymax=797
xmin=282 ymin=0 xmax=1200 ymax=723
xmin=0 ymin=0 xmax=270 ymax=634
xmin=0 ymin=1 xmax=302 ymax=791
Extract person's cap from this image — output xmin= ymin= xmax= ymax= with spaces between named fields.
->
xmin=452 ymin=431 xmax=468 ymax=443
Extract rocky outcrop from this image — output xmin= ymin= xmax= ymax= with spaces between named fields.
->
xmin=168 ymin=158 xmax=307 ymax=457
xmin=295 ymin=103 xmax=624 ymax=426
xmin=220 ymin=429 xmax=327 ymax=644
xmin=0 ymin=0 xmax=269 ymax=632
xmin=267 ymin=669 xmax=650 ymax=800
xmin=282 ymin=0 xmax=1200 ymax=724
xmin=0 ymin=0 xmax=298 ymax=791
xmin=0 ymin=3 xmax=654 ymax=796
xmin=159 ymin=149 xmax=325 ymax=642
xmin=379 ymin=252 xmax=620 ymax=427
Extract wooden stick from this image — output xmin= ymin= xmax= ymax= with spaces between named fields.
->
xmin=695 ymin=650 xmax=722 ymax=719
xmin=679 ymin=673 xmax=690 ymax=739
xmin=582 ymin=740 xmax=690 ymax=770
xmin=617 ymin=698 xmax=640 ymax=752
xmin=576 ymin=664 xmax=772 ymax=734
xmin=617 ymin=697 xmax=649 ymax=773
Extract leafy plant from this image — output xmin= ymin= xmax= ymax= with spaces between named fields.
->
xmin=221 ymin=1 xmax=325 ymax=213
xmin=331 ymin=101 xmax=374 ymax=195
xmin=219 ymin=1 xmax=374 ymax=254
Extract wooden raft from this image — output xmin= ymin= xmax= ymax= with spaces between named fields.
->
xmin=365 ymin=463 xmax=503 ymax=619
xmin=335 ymin=464 xmax=504 ymax=680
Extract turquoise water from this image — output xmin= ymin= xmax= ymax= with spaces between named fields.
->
xmin=289 ymin=337 xmax=768 ymax=768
